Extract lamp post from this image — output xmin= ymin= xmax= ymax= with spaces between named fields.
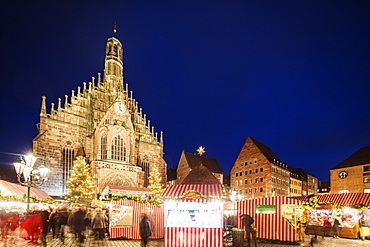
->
xmin=13 ymin=153 xmax=49 ymax=215
xmin=230 ymin=190 xmax=243 ymax=216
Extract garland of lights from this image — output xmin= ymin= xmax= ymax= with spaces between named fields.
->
xmin=101 ymin=195 xmax=158 ymax=205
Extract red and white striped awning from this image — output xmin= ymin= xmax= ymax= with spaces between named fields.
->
xmin=0 ymin=179 xmax=51 ymax=200
xmin=163 ymin=184 xmax=226 ymax=199
xmin=291 ymin=193 xmax=370 ymax=206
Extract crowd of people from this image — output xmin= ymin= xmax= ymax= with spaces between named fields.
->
xmin=0 ymin=204 xmax=109 ymax=246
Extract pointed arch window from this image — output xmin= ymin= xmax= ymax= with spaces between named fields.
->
xmin=142 ymin=160 xmax=150 ymax=187
xmin=100 ymin=134 xmax=107 ymax=159
xmin=112 ymin=135 xmax=124 ymax=160
xmin=62 ymin=146 xmax=74 ymax=194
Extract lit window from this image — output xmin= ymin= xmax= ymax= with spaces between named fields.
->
xmin=338 ymin=190 xmax=349 ymax=194
xmin=364 ymin=177 xmax=370 ymax=183
xmin=364 ymin=189 xmax=370 ymax=193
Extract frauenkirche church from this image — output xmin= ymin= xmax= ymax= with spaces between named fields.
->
xmin=33 ymin=32 xmax=167 ymax=196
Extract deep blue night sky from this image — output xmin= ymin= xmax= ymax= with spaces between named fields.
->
xmin=1 ymin=1 xmax=370 ymax=182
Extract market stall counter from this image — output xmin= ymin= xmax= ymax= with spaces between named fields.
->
xmin=305 ymin=205 xmax=361 ymax=239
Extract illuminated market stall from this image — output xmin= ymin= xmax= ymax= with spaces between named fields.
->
xmin=162 ymin=164 xmax=227 ymax=247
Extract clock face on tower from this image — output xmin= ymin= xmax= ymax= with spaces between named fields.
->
xmin=338 ymin=171 xmax=348 ymax=179
xmin=114 ymin=102 xmax=126 ymax=114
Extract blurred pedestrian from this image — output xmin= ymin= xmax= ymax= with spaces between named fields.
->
xmin=240 ymin=214 xmax=257 ymax=247
xmin=139 ymin=213 xmax=152 ymax=247
xmin=332 ymin=217 xmax=341 ymax=239
xmin=91 ymin=208 xmax=108 ymax=240
xmin=69 ymin=206 xmax=87 ymax=243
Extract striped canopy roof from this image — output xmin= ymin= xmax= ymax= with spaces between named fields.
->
xmin=291 ymin=193 xmax=370 ymax=206
xmin=163 ymin=184 xmax=226 ymax=199
xmin=0 ymin=179 xmax=51 ymax=200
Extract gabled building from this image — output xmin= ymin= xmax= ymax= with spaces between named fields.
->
xmin=230 ymin=136 xmax=318 ymax=198
xmin=176 ymin=150 xmax=223 ymax=184
xmin=33 ymin=34 xmax=167 ymax=196
xmin=230 ymin=136 xmax=290 ymax=198
xmin=330 ymin=146 xmax=370 ymax=194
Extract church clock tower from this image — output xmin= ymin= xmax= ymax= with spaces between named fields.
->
xmin=104 ymin=29 xmax=124 ymax=93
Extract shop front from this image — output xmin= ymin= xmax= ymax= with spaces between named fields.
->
xmin=163 ymin=184 xmax=226 ymax=247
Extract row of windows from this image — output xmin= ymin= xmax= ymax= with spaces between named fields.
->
xmin=245 ymin=187 xmax=264 ymax=194
xmin=271 ymin=166 xmax=290 ymax=177
xmin=290 ymin=188 xmax=301 ymax=194
xmin=291 ymin=180 xmax=302 ymax=186
xmin=272 ymin=187 xmax=288 ymax=196
xmin=271 ymin=177 xmax=289 ymax=186
xmin=235 ymin=167 xmax=264 ymax=177
xmin=244 ymin=177 xmax=264 ymax=184
xmin=240 ymin=159 xmax=258 ymax=167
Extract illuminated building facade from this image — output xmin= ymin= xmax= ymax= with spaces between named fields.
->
xmin=330 ymin=146 xmax=370 ymax=194
xmin=230 ymin=136 xmax=318 ymax=198
xmin=33 ymin=34 xmax=167 ymax=196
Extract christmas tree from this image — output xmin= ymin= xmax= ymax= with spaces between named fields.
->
xmin=65 ymin=156 xmax=96 ymax=205
xmin=147 ymin=165 xmax=165 ymax=205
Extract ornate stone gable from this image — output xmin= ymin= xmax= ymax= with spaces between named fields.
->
xmin=33 ymin=35 xmax=167 ymax=196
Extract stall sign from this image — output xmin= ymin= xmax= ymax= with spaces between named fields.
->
xmin=164 ymin=200 xmax=223 ymax=228
xmin=317 ymin=204 xmax=332 ymax=210
xmin=256 ymin=205 xmax=276 ymax=214
xmin=109 ymin=205 xmax=133 ymax=228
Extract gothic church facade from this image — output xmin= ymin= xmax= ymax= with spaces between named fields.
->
xmin=33 ymin=35 xmax=167 ymax=196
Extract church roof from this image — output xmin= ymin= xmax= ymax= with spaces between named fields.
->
xmin=331 ymin=146 xmax=370 ymax=170
xmin=107 ymin=36 xmax=122 ymax=45
xmin=183 ymin=151 xmax=223 ymax=174
xmin=248 ymin=136 xmax=280 ymax=162
xmin=181 ymin=164 xmax=221 ymax=184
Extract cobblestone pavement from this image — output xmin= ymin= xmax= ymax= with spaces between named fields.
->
xmin=2 ymin=233 xmax=370 ymax=247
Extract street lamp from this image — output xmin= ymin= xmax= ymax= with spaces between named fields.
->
xmin=230 ymin=190 xmax=243 ymax=216
xmin=13 ymin=153 xmax=49 ymax=214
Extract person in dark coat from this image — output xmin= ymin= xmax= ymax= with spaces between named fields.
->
xmin=91 ymin=208 xmax=108 ymax=240
xmin=240 ymin=214 xmax=257 ymax=247
xmin=69 ymin=207 xmax=87 ymax=243
xmin=332 ymin=217 xmax=341 ymax=238
xmin=139 ymin=213 xmax=152 ymax=247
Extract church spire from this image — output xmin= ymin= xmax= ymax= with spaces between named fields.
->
xmin=103 ymin=24 xmax=124 ymax=94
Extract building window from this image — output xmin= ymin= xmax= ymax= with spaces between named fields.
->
xmin=249 ymin=188 xmax=252 ymax=193
xmin=235 ymin=172 xmax=238 ymax=177
xmin=100 ymin=134 xmax=107 ymax=159
xmin=255 ymin=178 xmax=259 ymax=183
xmin=142 ymin=161 xmax=150 ymax=187
xmin=112 ymin=135 xmax=124 ymax=160
xmin=364 ymin=177 xmax=370 ymax=183
xmin=364 ymin=166 xmax=370 ymax=172
xmin=364 ymin=189 xmax=370 ymax=193
xmin=260 ymin=187 xmax=263 ymax=192
xmin=62 ymin=147 xmax=74 ymax=194
xmin=255 ymin=168 xmax=259 ymax=173
xmin=245 ymin=179 xmax=248 ymax=185
xmin=240 ymin=172 xmax=242 ymax=177
xmin=245 ymin=171 xmax=248 ymax=175
xmin=260 ymin=167 xmax=263 ymax=172
xmin=249 ymin=170 xmax=252 ymax=174
xmin=338 ymin=190 xmax=349 ymax=194
xmin=260 ymin=177 xmax=263 ymax=183
xmin=255 ymin=188 xmax=259 ymax=193
xmin=254 ymin=159 xmax=257 ymax=164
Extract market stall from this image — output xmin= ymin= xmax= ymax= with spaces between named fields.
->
xmin=237 ymin=196 xmax=303 ymax=242
xmin=104 ymin=199 xmax=164 ymax=239
xmin=304 ymin=204 xmax=361 ymax=238
xmin=163 ymin=183 xmax=226 ymax=247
